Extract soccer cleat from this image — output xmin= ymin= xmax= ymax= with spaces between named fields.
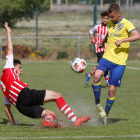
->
xmin=103 ymin=116 xmax=108 ymax=126
xmin=106 ymin=82 xmax=109 ymax=87
xmin=73 ymin=116 xmax=91 ymax=127
xmin=43 ymin=120 xmax=61 ymax=128
xmin=96 ymin=103 xmax=106 ymax=118
xmin=85 ymin=73 xmax=90 ymax=85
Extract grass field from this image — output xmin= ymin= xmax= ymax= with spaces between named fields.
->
xmin=0 ymin=60 xmax=140 ymax=139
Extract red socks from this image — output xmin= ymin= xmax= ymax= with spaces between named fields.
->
xmin=89 ymin=65 xmax=98 ymax=76
xmin=56 ymin=97 xmax=77 ymax=122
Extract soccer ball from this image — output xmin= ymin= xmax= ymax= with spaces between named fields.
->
xmin=71 ymin=58 xmax=87 ymax=73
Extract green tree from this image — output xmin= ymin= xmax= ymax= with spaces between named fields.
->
xmin=0 ymin=0 xmax=50 ymax=27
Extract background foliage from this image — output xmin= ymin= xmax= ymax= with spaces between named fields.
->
xmin=0 ymin=0 xmax=50 ymax=27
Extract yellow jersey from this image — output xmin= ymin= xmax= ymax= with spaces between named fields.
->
xmin=103 ymin=17 xmax=136 ymax=65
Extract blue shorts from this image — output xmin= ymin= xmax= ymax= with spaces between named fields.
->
xmin=97 ymin=58 xmax=126 ymax=87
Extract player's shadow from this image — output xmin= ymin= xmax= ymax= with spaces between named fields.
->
xmin=0 ymin=118 xmax=34 ymax=126
xmin=101 ymin=85 xmax=107 ymax=88
xmin=0 ymin=119 xmax=8 ymax=125
xmin=98 ymin=118 xmax=128 ymax=125
xmin=85 ymin=85 xmax=107 ymax=88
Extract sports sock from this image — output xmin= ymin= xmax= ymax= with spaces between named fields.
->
xmin=105 ymin=95 xmax=116 ymax=115
xmin=92 ymin=80 xmax=101 ymax=105
xmin=104 ymin=72 xmax=109 ymax=84
xmin=45 ymin=114 xmax=55 ymax=122
xmin=56 ymin=97 xmax=77 ymax=122
xmin=89 ymin=65 xmax=98 ymax=77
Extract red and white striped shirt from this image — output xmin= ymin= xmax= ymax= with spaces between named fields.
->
xmin=89 ymin=24 xmax=108 ymax=53
xmin=1 ymin=54 xmax=28 ymax=106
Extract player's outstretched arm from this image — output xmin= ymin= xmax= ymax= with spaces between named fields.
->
xmin=4 ymin=22 xmax=13 ymax=56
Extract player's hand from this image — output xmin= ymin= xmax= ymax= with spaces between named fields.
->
xmin=99 ymin=42 xmax=104 ymax=48
xmin=4 ymin=22 xmax=11 ymax=33
xmin=115 ymin=40 xmax=123 ymax=48
xmin=91 ymin=39 xmax=95 ymax=43
xmin=7 ymin=120 xmax=21 ymax=125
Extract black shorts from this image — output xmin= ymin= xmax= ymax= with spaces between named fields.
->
xmin=16 ymin=88 xmax=46 ymax=118
xmin=96 ymin=51 xmax=104 ymax=62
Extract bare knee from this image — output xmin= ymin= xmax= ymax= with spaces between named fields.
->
xmin=93 ymin=74 xmax=101 ymax=82
xmin=108 ymin=86 xmax=117 ymax=96
xmin=93 ymin=70 xmax=104 ymax=82
xmin=55 ymin=92 xmax=62 ymax=99
xmin=41 ymin=109 xmax=55 ymax=118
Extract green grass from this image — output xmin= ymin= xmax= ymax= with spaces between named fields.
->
xmin=0 ymin=60 xmax=140 ymax=139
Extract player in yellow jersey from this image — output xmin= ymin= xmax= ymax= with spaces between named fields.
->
xmin=92 ymin=3 xmax=140 ymax=125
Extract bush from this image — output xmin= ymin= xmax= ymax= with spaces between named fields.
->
xmin=57 ymin=51 xmax=68 ymax=59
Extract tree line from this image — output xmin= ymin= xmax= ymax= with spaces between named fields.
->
xmin=0 ymin=0 xmax=50 ymax=27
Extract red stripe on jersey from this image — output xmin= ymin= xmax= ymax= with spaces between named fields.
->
xmin=94 ymin=24 xmax=108 ymax=53
xmin=100 ymin=25 xmax=103 ymax=52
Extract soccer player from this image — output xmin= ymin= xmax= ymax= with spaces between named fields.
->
xmin=92 ymin=4 xmax=140 ymax=125
xmin=1 ymin=22 xmax=90 ymax=128
xmin=85 ymin=12 xmax=109 ymax=86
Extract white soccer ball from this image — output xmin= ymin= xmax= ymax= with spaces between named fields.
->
xmin=71 ymin=58 xmax=87 ymax=73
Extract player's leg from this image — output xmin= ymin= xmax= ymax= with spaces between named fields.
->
xmin=92 ymin=69 xmax=106 ymax=118
xmin=92 ymin=58 xmax=110 ymax=121
xmin=85 ymin=52 xmax=102 ymax=85
xmin=92 ymin=69 xmax=104 ymax=105
xmin=44 ymin=90 xmax=91 ymax=127
xmin=92 ymin=57 xmax=108 ymax=105
xmin=103 ymin=85 xmax=117 ymax=126
xmin=105 ymin=85 xmax=117 ymax=116
xmin=105 ymin=64 xmax=125 ymax=115
xmin=85 ymin=65 xmax=97 ymax=85
xmin=104 ymin=64 xmax=126 ymax=125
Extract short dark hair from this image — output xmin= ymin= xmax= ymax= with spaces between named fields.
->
xmin=14 ymin=59 xmax=21 ymax=66
xmin=100 ymin=11 xmax=108 ymax=17
xmin=108 ymin=3 xmax=120 ymax=13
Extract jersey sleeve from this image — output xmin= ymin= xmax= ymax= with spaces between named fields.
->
xmin=4 ymin=54 xmax=14 ymax=69
xmin=125 ymin=20 xmax=136 ymax=33
xmin=89 ymin=25 xmax=97 ymax=34
xmin=4 ymin=96 xmax=12 ymax=105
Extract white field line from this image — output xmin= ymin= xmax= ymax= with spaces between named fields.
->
xmin=1 ymin=135 xmax=140 ymax=139
xmin=68 ymin=61 xmax=140 ymax=70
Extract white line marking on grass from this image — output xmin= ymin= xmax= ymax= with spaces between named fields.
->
xmin=1 ymin=135 xmax=140 ymax=139
xmin=126 ymin=66 xmax=140 ymax=70
xmin=67 ymin=61 xmax=140 ymax=70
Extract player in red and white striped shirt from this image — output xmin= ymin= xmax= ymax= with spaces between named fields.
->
xmin=85 ymin=12 xmax=109 ymax=86
xmin=1 ymin=22 xmax=90 ymax=128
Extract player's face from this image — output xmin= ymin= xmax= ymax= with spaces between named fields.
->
xmin=101 ymin=16 xmax=109 ymax=25
xmin=108 ymin=11 xmax=121 ymax=23
xmin=15 ymin=64 xmax=23 ymax=76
